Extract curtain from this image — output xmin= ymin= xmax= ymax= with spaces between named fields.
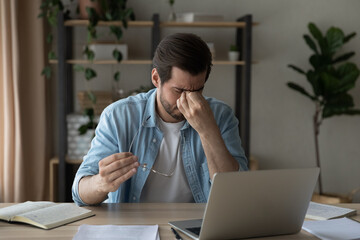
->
xmin=0 ymin=0 xmax=52 ymax=202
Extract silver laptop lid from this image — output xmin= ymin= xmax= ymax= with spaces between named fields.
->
xmin=199 ymin=168 xmax=319 ymax=239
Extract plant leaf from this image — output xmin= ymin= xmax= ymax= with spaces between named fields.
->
xmin=326 ymin=27 xmax=345 ymax=55
xmin=86 ymin=91 xmax=97 ymax=104
xmin=323 ymin=93 xmax=355 ymax=118
xmin=287 ymin=82 xmax=317 ymax=101
xmin=303 ymin=34 xmax=318 ymax=54
xmin=113 ymin=49 xmax=123 ymax=62
xmin=85 ymin=68 xmax=97 ymax=80
xmin=343 ymin=32 xmax=356 ymax=43
xmin=110 ymin=26 xmax=123 ymax=41
xmin=308 ymin=22 xmax=323 ymax=42
xmin=41 ymin=66 xmax=52 ymax=79
xmin=332 ymin=52 xmax=355 ymax=64
xmin=78 ymin=124 xmax=88 ymax=135
xmin=288 ymin=64 xmax=305 ymax=75
xmin=306 ymin=70 xmax=322 ymax=96
xmin=114 ymin=71 xmax=120 ymax=82
xmin=83 ymin=46 xmax=95 ymax=61
xmin=335 ymin=62 xmax=360 ymax=93
xmin=48 ymin=51 xmax=56 ymax=60
xmin=46 ymin=33 xmax=53 ymax=44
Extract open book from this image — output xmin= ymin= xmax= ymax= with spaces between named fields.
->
xmin=306 ymin=201 xmax=357 ymax=220
xmin=0 ymin=201 xmax=94 ymax=229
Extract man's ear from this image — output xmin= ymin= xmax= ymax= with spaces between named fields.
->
xmin=151 ymin=68 xmax=161 ymax=88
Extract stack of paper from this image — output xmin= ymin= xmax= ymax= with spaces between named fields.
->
xmin=302 ymin=217 xmax=360 ymax=240
xmin=73 ymin=224 xmax=160 ymax=240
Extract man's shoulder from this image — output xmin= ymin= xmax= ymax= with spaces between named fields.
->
xmin=205 ymin=96 xmax=233 ymax=113
xmin=103 ymin=89 xmax=155 ymax=115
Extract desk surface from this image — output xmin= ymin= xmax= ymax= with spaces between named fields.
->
xmin=1 ymin=203 xmax=359 ymax=240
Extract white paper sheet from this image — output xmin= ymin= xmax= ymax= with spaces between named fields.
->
xmin=302 ymin=217 xmax=360 ymax=240
xmin=73 ymin=224 xmax=160 ymax=240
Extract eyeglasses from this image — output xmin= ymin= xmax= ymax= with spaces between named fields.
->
xmin=128 ymin=116 xmax=177 ymax=177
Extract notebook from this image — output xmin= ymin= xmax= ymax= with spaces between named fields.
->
xmin=169 ymin=168 xmax=319 ymax=240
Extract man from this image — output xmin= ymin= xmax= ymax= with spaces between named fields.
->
xmin=72 ymin=33 xmax=248 ymax=206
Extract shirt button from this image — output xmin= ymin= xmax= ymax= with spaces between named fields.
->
xmin=152 ymin=138 xmax=156 ymax=143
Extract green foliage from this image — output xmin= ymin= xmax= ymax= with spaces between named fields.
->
xmin=83 ymin=46 xmax=95 ymax=61
xmin=78 ymin=108 xmax=97 ymax=135
xmin=114 ymin=71 xmax=120 ymax=82
xmin=113 ymin=49 xmax=123 ymax=62
xmin=38 ymin=0 xmax=66 ymax=79
xmin=41 ymin=66 xmax=52 ymax=79
xmin=230 ymin=45 xmax=239 ymax=52
xmin=287 ymin=22 xmax=360 ymax=119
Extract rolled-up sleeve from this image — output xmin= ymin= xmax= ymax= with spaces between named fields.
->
xmin=72 ymin=108 xmax=119 ymax=206
xmin=217 ymin=104 xmax=248 ymax=172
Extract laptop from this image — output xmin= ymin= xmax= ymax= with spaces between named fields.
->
xmin=169 ymin=168 xmax=319 ymax=240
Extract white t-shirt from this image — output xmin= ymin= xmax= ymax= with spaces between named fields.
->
xmin=140 ymin=116 xmax=194 ymax=202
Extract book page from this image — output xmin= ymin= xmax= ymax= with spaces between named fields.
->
xmin=0 ymin=201 xmax=55 ymax=221
xmin=306 ymin=201 xmax=357 ymax=220
xmin=15 ymin=203 xmax=93 ymax=229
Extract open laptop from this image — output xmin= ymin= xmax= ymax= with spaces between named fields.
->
xmin=169 ymin=168 xmax=319 ymax=240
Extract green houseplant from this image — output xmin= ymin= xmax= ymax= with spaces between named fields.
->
xmin=287 ymin=22 xmax=360 ymax=196
xmin=74 ymin=0 xmax=135 ymax=135
xmin=38 ymin=0 xmax=70 ymax=79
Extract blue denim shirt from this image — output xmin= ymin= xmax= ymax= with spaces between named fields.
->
xmin=72 ymin=89 xmax=248 ymax=206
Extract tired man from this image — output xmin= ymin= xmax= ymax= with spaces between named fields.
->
xmin=72 ymin=33 xmax=248 ymax=205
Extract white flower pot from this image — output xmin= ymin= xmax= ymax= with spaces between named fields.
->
xmin=228 ymin=51 xmax=240 ymax=61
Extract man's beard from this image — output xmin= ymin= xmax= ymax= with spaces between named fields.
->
xmin=159 ymin=93 xmax=185 ymax=121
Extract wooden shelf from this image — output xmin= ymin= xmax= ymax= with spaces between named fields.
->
xmin=50 ymin=59 xmax=252 ymax=65
xmin=65 ymin=20 xmax=153 ymax=27
xmin=160 ymin=21 xmax=258 ymax=28
xmin=49 ymin=59 xmax=152 ymax=65
xmin=64 ymin=20 xmax=258 ymax=28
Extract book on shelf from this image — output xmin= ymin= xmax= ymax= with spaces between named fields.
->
xmin=0 ymin=201 xmax=94 ymax=230
xmin=176 ymin=12 xmax=224 ymax=22
xmin=305 ymin=201 xmax=357 ymax=220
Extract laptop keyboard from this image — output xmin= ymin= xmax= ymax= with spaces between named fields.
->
xmin=186 ymin=227 xmax=201 ymax=236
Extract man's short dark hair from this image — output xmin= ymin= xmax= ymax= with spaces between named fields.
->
xmin=152 ymin=33 xmax=213 ymax=84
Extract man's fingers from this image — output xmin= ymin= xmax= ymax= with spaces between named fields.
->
xmin=111 ymin=168 xmax=138 ymax=192
xmin=99 ymin=155 xmax=138 ymax=176
xmin=108 ymin=161 xmax=139 ymax=183
xmin=100 ymin=152 xmax=133 ymax=166
xmin=178 ymin=92 xmax=190 ymax=112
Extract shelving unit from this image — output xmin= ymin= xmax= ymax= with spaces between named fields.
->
xmin=55 ymin=13 xmax=255 ymax=202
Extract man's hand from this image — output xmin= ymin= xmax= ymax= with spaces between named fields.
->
xmin=79 ymin=152 xmax=139 ymax=205
xmin=176 ymin=91 xmax=239 ymax=179
xmin=95 ymin=152 xmax=140 ymax=193
xmin=176 ymin=91 xmax=218 ymax=136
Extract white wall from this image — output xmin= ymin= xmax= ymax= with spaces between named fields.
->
xmin=70 ymin=0 xmax=360 ymax=197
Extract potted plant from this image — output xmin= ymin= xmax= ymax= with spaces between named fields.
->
xmin=228 ymin=45 xmax=240 ymax=61
xmin=287 ymin=22 xmax=360 ymax=202
xmin=168 ymin=0 xmax=176 ymax=21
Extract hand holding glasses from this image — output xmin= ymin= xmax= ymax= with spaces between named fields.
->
xmin=128 ymin=116 xmax=177 ymax=178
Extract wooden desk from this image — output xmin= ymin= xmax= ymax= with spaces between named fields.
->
xmin=0 ymin=203 xmax=359 ymax=240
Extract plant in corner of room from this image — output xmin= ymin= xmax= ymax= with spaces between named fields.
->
xmin=287 ymin=22 xmax=360 ymax=198
xmin=75 ymin=0 xmax=135 ymax=136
